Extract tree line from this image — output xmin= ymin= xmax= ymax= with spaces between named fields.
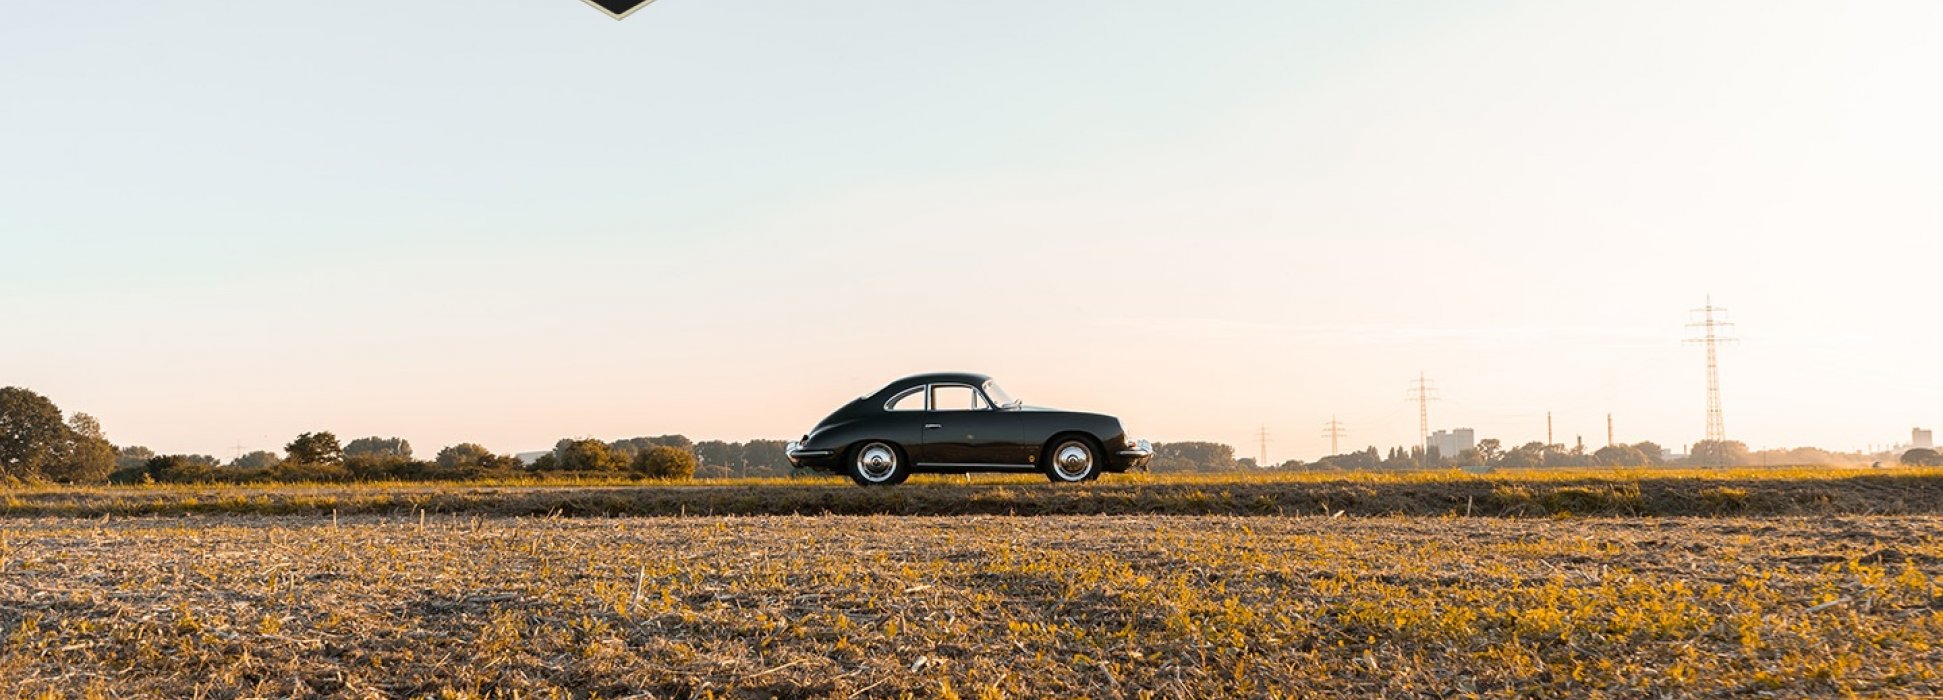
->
xmin=2 ymin=386 xmax=1924 ymax=485
xmin=0 ymin=387 xmax=794 ymax=485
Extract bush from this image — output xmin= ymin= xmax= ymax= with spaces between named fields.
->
xmin=550 ymin=439 xmax=628 ymax=472
xmin=143 ymin=455 xmax=216 ymax=483
xmin=1903 ymin=448 xmax=1943 ymax=467
xmin=635 ymin=445 xmax=697 ymax=481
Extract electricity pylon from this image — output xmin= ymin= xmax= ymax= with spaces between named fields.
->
xmin=1686 ymin=296 xmax=1737 ymax=442
xmin=1322 ymin=416 xmax=1347 ymax=455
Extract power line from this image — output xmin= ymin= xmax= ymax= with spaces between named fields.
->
xmin=1322 ymin=415 xmax=1347 ymax=455
xmin=1686 ymin=295 xmax=1738 ymax=442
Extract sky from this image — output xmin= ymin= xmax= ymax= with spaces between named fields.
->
xmin=3 ymin=1 xmax=1940 ymax=462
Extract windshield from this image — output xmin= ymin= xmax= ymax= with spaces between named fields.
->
xmin=982 ymin=380 xmax=1018 ymax=407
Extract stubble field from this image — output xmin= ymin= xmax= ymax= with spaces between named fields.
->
xmin=2 ymin=510 xmax=1938 ymax=698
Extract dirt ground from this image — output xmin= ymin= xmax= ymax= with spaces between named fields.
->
xmin=1 ymin=514 xmax=1938 ymax=698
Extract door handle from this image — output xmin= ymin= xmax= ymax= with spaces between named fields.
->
xmin=924 ymin=424 xmax=943 ymax=430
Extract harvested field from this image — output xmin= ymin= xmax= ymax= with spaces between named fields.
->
xmin=2 ymin=467 xmax=1938 ymax=519
xmin=1 ymin=514 xmax=1938 ymax=698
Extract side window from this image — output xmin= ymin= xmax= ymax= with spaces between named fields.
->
xmin=931 ymin=384 xmax=987 ymax=411
xmin=887 ymin=388 xmax=926 ymax=411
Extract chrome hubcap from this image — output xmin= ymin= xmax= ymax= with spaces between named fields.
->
xmin=857 ymin=443 xmax=898 ymax=481
xmin=1053 ymin=441 xmax=1093 ymax=480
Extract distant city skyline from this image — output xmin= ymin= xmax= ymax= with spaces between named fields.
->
xmin=4 ymin=1 xmax=1940 ymax=461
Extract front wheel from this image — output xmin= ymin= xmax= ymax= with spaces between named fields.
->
xmin=847 ymin=441 xmax=909 ymax=487
xmin=1044 ymin=437 xmax=1101 ymax=483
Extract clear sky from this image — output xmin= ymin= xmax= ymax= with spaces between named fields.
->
xmin=3 ymin=1 xmax=1939 ymax=462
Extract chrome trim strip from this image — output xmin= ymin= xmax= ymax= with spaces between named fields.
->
xmin=915 ymin=463 xmax=1039 ymax=470
xmin=882 ymin=383 xmax=1001 ymax=412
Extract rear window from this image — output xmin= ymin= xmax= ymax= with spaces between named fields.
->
xmin=887 ymin=388 xmax=925 ymax=411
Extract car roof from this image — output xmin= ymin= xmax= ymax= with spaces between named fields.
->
xmin=880 ymin=372 xmax=993 ymax=394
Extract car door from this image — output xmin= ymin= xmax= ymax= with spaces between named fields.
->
xmin=873 ymin=385 xmax=931 ymax=456
xmin=918 ymin=384 xmax=1025 ymax=466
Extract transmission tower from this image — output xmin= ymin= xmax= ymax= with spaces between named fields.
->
xmin=1322 ymin=416 xmax=1347 ymax=455
xmin=1685 ymin=295 xmax=1737 ymax=442
xmin=1256 ymin=425 xmax=1269 ymax=468
xmin=1406 ymin=372 xmax=1439 ymax=464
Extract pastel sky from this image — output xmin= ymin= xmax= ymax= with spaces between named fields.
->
xmin=3 ymin=1 xmax=1939 ymax=462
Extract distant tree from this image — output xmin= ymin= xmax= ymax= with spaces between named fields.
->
xmin=1475 ymin=439 xmax=1503 ymax=465
xmin=1631 ymin=442 xmax=1666 ymax=465
xmin=143 ymin=455 xmax=216 ymax=483
xmin=1592 ymin=444 xmax=1649 ymax=467
xmin=0 ymin=387 xmax=71 ymax=480
xmin=116 ymin=445 xmax=156 ymax=470
xmin=1542 ymin=443 xmax=1587 ymax=468
xmin=1236 ymin=457 xmax=1260 ymax=470
xmin=1902 ymin=448 xmax=1943 ymax=467
xmin=552 ymin=438 xmax=628 ymax=471
xmin=432 ymin=443 xmax=522 ymax=472
xmin=67 ymin=413 xmax=105 ymax=441
xmin=1150 ymin=442 xmax=1237 ymax=472
xmin=610 ymin=435 xmax=694 ymax=458
xmin=1689 ymin=440 xmax=1752 ymax=467
xmin=530 ymin=453 xmax=561 ymax=471
xmin=0 ymin=388 xmax=117 ymax=483
xmin=741 ymin=439 xmax=791 ymax=476
xmin=436 ymin=443 xmax=491 ymax=469
xmin=232 ymin=450 xmax=282 ymax=469
xmin=695 ymin=440 xmax=741 ymax=468
xmin=635 ymin=445 xmax=697 ymax=480
xmin=339 ymin=436 xmax=413 ymax=479
xmin=1498 ymin=442 xmax=1546 ymax=468
xmin=344 ymin=436 xmax=412 ymax=460
xmin=285 ymin=432 xmax=344 ymax=465
xmin=1312 ymin=446 xmax=1380 ymax=471
xmin=1380 ymin=446 xmax=1417 ymax=470
xmin=48 ymin=434 xmax=116 ymax=483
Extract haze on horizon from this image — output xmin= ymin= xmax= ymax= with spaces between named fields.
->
xmin=3 ymin=1 xmax=1939 ymax=463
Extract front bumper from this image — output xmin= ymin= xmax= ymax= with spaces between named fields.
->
xmin=785 ymin=441 xmax=838 ymax=469
xmin=1115 ymin=439 xmax=1154 ymax=470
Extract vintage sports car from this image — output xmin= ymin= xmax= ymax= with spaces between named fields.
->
xmin=785 ymin=372 xmax=1153 ymax=486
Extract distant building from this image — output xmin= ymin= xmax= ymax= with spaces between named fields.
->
xmin=1916 ymin=428 xmax=1935 ymax=449
xmin=1429 ymin=428 xmax=1476 ymax=460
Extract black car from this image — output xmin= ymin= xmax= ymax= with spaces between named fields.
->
xmin=786 ymin=372 xmax=1153 ymax=486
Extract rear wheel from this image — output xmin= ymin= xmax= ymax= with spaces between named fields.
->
xmin=1044 ymin=437 xmax=1101 ymax=483
xmin=847 ymin=441 xmax=908 ymax=487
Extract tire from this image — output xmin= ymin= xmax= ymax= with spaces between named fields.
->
xmin=1043 ymin=436 xmax=1101 ymax=483
xmin=846 ymin=441 xmax=908 ymax=487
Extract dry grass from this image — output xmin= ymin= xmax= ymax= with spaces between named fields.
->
xmin=2 ymin=466 xmax=1938 ymax=519
xmin=0 ymin=514 xmax=1938 ymax=698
